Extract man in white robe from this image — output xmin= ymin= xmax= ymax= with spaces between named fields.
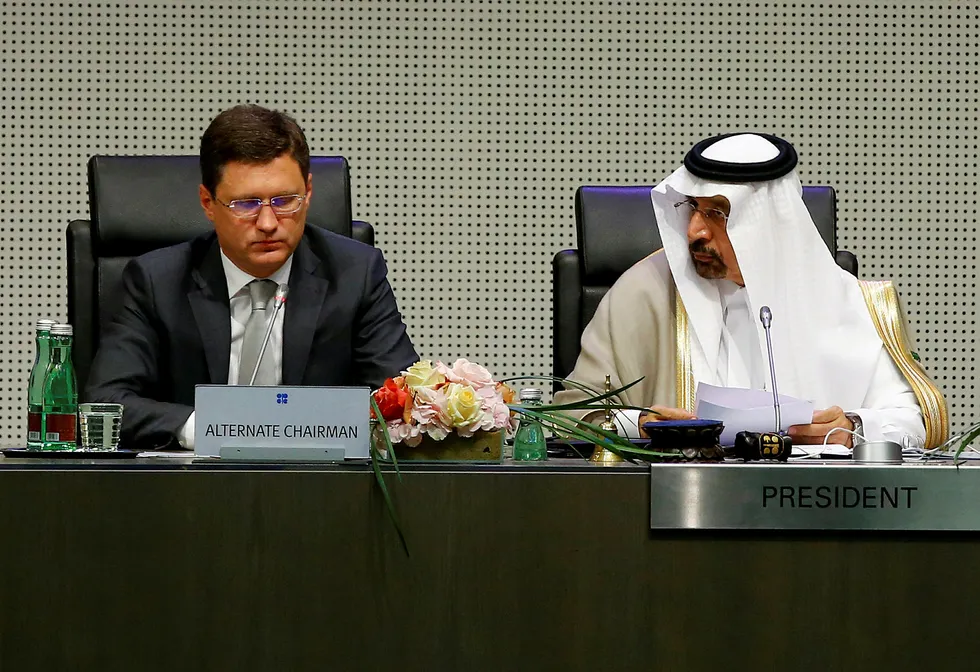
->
xmin=557 ymin=133 xmax=947 ymax=449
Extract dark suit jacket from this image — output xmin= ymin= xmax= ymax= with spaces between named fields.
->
xmin=85 ymin=227 xmax=418 ymax=448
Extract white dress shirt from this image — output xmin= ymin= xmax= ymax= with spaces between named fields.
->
xmin=708 ymin=282 xmax=921 ymax=445
xmin=177 ymin=251 xmax=293 ymax=449
xmin=716 ymin=282 xmax=766 ymax=390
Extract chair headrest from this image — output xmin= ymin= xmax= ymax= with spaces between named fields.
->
xmin=89 ymin=155 xmax=353 ymax=256
xmin=576 ymin=186 xmax=663 ymax=285
xmin=800 ymin=185 xmax=837 ymax=255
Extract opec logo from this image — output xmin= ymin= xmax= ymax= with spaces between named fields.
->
xmin=276 ymin=392 xmax=289 ymax=405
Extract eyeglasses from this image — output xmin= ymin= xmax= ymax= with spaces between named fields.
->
xmin=216 ymin=193 xmax=308 ymax=220
xmin=673 ymin=200 xmax=729 ymax=226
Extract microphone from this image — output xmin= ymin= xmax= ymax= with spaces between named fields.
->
xmin=247 ymin=284 xmax=289 ymax=386
xmin=730 ymin=305 xmax=792 ymax=461
xmin=759 ymin=305 xmax=781 ymax=432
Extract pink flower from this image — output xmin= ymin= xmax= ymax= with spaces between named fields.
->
xmin=435 ymin=358 xmax=496 ymax=390
xmin=434 ymin=360 xmax=457 ymax=382
xmin=476 ymin=386 xmax=498 ymax=402
xmin=403 ymin=431 xmax=424 ymax=448
xmin=423 ymin=424 xmax=450 ymax=442
xmin=412 ymin=386 xmax=453 ymax=439
xmin=451 ymin=358 xmax=496 ymax=390
xmin=490 ymin=401 xmax=513 ymax=430
xmin=386 ymin=419 xmax=421 ymax=445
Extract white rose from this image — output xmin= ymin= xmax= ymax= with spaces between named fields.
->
xmin=444 ymin=383 xmax=484 ymax=428
xmin=404 ymin=360 xmax=446 ymax=391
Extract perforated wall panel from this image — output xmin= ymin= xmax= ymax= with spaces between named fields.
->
xmin=1 ymin=1 xmax=977 ymax=447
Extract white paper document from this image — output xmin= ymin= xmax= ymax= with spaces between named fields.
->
xmin=790 ymin=445 xmax=853 ymax=459
xmin=695 ymin=383 xmax=815 ymax=447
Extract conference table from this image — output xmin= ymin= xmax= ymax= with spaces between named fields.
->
xmin=0 ymin=454 xmax=977 ymax=671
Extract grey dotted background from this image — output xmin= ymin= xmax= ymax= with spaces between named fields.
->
xmin=1 ymin=0 xmax=977 ymax=447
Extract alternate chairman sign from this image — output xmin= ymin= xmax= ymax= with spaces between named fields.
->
xmin=195 ymin=385 xmax=370 ymax=459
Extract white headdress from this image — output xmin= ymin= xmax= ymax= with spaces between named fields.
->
xmin=651 ymin=133 xmax=883 ymax=409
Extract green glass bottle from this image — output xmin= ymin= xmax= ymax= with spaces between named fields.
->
xmin=26 ymin=318 xmax=56 ymax=448
xmin=42 ymin=324 xmax=78 ymax=450
xmin=513 ymin=388 xmax=548 ymax=461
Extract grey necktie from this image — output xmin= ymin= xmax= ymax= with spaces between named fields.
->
xmin=238 ymin=279 xmax=278 ymax=385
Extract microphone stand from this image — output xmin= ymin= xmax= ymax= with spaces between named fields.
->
xmin=248 ymin=285 xmax=289 ymax=386
xmin=731 ymin=306 xmax=792 ymax=461
xmin=759 ymin=306 xmax=781 ymax=432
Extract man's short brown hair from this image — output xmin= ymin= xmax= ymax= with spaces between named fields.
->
xmin=200 ymin=104 xmax=310 ymax=195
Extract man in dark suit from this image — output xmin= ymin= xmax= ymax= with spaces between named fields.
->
xmin=86 ymin=105 xmax=418 ymax=449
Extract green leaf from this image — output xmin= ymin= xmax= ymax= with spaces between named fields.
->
xmin=501 ymin=375 xmax=665 ymax=420
xmin=511 ymin=406 xmax=633 ymax=456
xmin=952 ymin=422 xmax=980 ymax=465
xmin=369 ymin=397 xmax=401 ymax=479
xmin=512 ymin=405 xmax=679 ymax=461
xmin=369 ymin=397 xmax=409 ymax=556
xmin=514 ymin=377 xmax=645 ymax=411
xmin=530 ymin=402 xmax=659 ymax=414
xmin=500 ymin=374 xmax=605 ymax=397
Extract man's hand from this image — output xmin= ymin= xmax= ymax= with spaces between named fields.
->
xmin=638 ymin=406 xmax=696 ymax=438
xmin=787 ymin=406 xmax=854 ymax=448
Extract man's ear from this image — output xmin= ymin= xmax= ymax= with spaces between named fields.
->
xmin=199 ymin=184 xmax=215 ymax=221
xmin=306 ymin=172 xmax=313 ymax=198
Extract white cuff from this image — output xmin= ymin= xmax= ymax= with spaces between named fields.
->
xmin=846 ymin=408 xmax=925 ymax=449
xmin=177 ymin=412 xmax=195 ymax=450
xmin=613 ymin=409 xmax=642 ymax=440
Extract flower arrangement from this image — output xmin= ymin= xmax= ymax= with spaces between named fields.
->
xmin=372 ymin=359 xmax=518 ymax=447
xmin=367 ymin=365 xmax=682 ymax=555
xmin=371 ymin=360 xmax=673 ymax=461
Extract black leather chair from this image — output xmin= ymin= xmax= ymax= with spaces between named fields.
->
xmin=552 ymin=185 xmax=859 ymax=382
xmin=67 ymin=155 xmax=375 ymax=394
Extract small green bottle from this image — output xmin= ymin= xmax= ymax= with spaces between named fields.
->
xmin=41 ymin=324 xmax=78 ymax=451
xmin=26 ymin=318 xmax=56 ymax=448
xmin=513 ymin=388 xmax=548 ymax=461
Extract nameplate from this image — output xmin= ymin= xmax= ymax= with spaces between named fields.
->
xmin=195 ymin=385 xmax=370 ymax=459
xmin=650 ymin=462 xmax=980 ymax=531
xmin=218 ymin=446 xmax=346 ymax=462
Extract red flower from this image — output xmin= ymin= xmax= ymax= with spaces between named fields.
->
xmin=374 ymin=378 xmax=409 ymax=421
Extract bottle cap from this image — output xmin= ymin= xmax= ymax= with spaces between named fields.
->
xmin=519 ymin=388 xmax=543 ymax=401
xmin=36 ymin=318 xmax=56 ymax=331
xmin=49 ymin=324 xmax=73 ymax=336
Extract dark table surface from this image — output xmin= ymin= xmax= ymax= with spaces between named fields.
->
xmin=0 ymin=453 xmax=975 ymax=671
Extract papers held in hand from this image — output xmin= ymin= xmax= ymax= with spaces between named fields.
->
xmin=695 ymin=383 xmax=814 ymax=447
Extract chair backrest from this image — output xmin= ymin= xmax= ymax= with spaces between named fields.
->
xmin=68 ymin=155 xmax=371 ymax=393
xmin=553 ymin=185 xmax=850 ymax=381
xmin=89 ymin=155 xmax=354 ymax=256
xmin=576 ymin=184 xmax=838 ymax=287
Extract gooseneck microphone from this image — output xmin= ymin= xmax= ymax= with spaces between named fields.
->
xmin=730 ymin=305 xmax=792 ymax=461
xmin=759 ymin=305 xmax=781 ymax=432
xmin=247 ymin=284 xmax=289 ymax=386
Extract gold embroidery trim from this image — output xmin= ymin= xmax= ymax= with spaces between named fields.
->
xmin=674 ymin=291 xmax=696 ymax=412
xmin=858 ymin=280 xmax=949 ymax=449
